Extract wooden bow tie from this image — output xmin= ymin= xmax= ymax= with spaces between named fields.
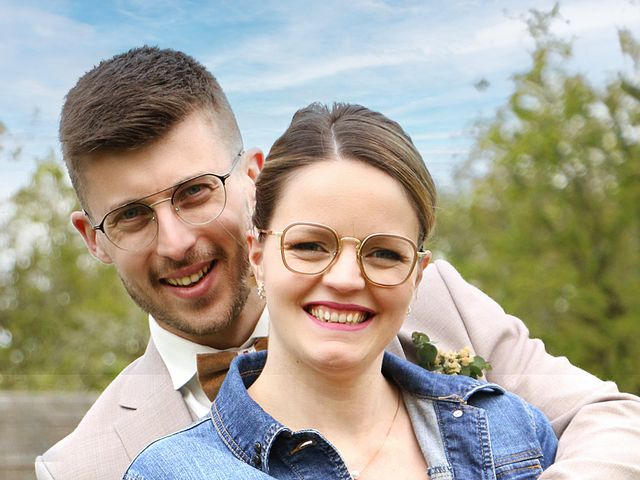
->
xmin=196 ymin=337 xmax=268 ymax=401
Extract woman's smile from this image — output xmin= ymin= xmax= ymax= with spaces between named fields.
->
xmin=304 ymin=301 xmax=375 ymax=331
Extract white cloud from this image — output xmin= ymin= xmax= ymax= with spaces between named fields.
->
xmin=2 ymin=0 xmax=639 ymax=200
xmin=557 ymin=0 xmax=640 ymax=34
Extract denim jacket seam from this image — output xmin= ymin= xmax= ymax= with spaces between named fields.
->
xmin=522 ymin=398 xmax=539 ymax=436
xmin=412 ymin=392 xmax=466 ymax=404
xmin=495 ymin=463 xmax=542 ymax=478
xmin=240 ymin=367 xmax=265 ymax=379
xmin=476 ymin=406 xmax=494 ymax=475
xmin=211 ymin=401 xmax=252 ymax=464
xmin=494 ymin=448 xmax=543 ymax=466
xmin=431 ymin=400 xmax=453 ymax=471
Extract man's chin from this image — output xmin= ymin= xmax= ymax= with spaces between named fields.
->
xmin=155 ymin=313 xmax=237 ymax=338
xmin=118 ymin=255 xmax=251 ymax=342
xmin=149 ymin=282 xmax=250 ymax=340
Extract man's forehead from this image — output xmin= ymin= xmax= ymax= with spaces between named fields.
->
xmin=83 ymin=154 xmax=234 ymax=218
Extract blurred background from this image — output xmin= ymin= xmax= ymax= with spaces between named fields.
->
xmin=1 ymin=0 xmax=638 ymax=477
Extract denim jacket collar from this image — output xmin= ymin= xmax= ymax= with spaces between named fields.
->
xmin=211 ymin=350 xmax=505 ymax=472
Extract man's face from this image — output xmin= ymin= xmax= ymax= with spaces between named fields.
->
xmin=72 ymin=111 xmax=264 ymax=348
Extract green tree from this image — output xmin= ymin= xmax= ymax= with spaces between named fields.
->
xmin=435 ymin=8 xmax=640 ymax=393
xmin=0 ymin=156 xmax=147 ymax=391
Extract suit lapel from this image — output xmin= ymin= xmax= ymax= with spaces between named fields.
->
xmin=114 ymin=340 xmax=195 ymax=459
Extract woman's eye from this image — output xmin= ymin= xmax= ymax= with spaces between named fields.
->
xmin=369 ymin=249 xmax=403 ymax=261
xmin=289 ymin=242 xmax=327 ymax=252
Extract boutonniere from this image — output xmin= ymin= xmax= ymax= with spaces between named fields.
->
xmin=412 ymin=332 xmax=492 ymax=380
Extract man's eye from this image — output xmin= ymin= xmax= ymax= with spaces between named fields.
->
xmin=184 ymin=184 xmax=205 ymax=196
xmin=108 ymin=205 xmax=151 ymax=230
xmin=120 ymin=206 xmax=145 ymax=220
xmin=176 ymin=181 xmax=216 ymax=205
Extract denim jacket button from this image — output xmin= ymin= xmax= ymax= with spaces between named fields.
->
xmin=453 ymin=409 xmax=463 ymax=418
xmin=254 ymin=442 xmax=262 ymax=454
xmin=252 ymin=454 xmax=262 ymax=466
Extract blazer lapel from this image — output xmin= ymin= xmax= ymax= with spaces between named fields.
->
xmin=114 ymin=340 xmax=195 ymax=459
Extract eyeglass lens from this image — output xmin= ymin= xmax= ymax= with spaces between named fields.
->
xmin=103 ymin=174 xmax=227 ymax=250
xmin=280 ymin=223 xmax=417 ymax=286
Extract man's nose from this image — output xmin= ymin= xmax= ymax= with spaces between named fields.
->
xmin=153 ymin=201 xmax=198 ymax=260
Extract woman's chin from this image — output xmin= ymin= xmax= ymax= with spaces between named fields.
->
xmin=304 ymin=345 xmax=379 ymax=377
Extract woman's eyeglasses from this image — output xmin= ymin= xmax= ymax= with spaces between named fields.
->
xmin=259 ymin=222 xmax=428 ymax=287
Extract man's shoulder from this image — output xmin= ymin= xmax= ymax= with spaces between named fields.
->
xmin=50 ymin=343 xmax=164 ymax=438
xmin=36 ymin=341 xmax=190 ymax=480
xmin=35 ymin=355 xmax=148 ymax=479
xmin=403 ymin=260 xmax=504 ymax=338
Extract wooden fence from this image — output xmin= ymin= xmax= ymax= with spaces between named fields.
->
xmin=0 ymin=391 xmax=98 ymax=480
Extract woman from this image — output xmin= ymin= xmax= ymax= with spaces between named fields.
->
xmin=125 ymin=103 xmax=557 ymax=479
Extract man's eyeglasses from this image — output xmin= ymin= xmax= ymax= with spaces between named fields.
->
xmin=87 ymin=150 xmax=244 ymax=251
xmin=258 ymin=222 xmax=429 ymax=287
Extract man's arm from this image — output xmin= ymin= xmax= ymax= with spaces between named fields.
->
xmin=402 ymin=259 xmax=640 ymax=479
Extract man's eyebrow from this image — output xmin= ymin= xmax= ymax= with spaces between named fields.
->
xmin=103 ymin=172 xmax=210 ymax=214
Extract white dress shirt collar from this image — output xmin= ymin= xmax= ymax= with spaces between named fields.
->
xmin=149 ymin=308 xmax=270 ymax=391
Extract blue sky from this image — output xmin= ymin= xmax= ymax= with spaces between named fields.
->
xmin=1 ymin=0 xmax=639 ymax=204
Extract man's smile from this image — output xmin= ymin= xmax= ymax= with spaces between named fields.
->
xmin=162 ymin=260 xmax=215 ymax=288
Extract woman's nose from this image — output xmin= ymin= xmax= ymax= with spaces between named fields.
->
xmin=321 ymin=243 xmax=366 ymax=291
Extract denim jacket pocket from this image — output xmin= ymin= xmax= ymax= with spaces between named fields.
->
xmin=494 ymin=448 xmax=543 ymax=479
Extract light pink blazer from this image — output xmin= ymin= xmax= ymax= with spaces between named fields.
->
xmin=36 ymin=260 xmax=640 ymax=479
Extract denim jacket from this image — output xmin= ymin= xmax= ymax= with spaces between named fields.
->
xmin=125 ymin=351 xmax=557 ymax=479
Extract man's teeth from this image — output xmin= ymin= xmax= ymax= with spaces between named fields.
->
xmin=165 ymin=264 xmax=211 ymax=287
xmin=309 ymin=307 xmax=368 ymax=324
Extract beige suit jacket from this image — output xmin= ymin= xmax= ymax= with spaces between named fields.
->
xmin=35 ymin=260 xmax=640 ymax=479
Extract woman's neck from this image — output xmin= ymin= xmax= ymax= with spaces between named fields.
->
xmin=246 ymin=343 xmax=429 ymax=479
xmin=247 ymin=346 xmax=397 ymax=436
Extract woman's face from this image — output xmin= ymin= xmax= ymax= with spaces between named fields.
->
xmin=249 ymin=159 xmax=430 ymax=375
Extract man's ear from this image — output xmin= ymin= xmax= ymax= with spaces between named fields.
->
xmin=246 ymin=231 xmax=265 ymax=284
xmin=414 ymin=250 xmax=432 ymax=288
xmin=70 ymin=211 xmax=113 ymax=264
xmin=244 ymin=147 xmax=264 ymax=183
xmin=240 ymin=148 xmax=265 ymax=218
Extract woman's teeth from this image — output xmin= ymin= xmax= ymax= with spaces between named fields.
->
xmin=165 ymin=264 xmax=211 ymax=287
xmin=309 ymin=306 xmax=368 ymax=324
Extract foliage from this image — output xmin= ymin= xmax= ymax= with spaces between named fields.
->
xmin=412 ymin=332 xmax=491 ymax=379
xmin=434 ymin=9 xmax=640 ymax=394
xmin=0 ymin=156 xmax=148 ymax=391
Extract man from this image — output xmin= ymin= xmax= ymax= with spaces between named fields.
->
xmin=36 ymin=46 xmax=640 ymax=479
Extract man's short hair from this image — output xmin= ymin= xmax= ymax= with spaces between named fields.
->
xmin=60 ymin=46 xmax=242 ymax=204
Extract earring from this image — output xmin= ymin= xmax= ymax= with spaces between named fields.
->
xmin=257 ymin=282 xmax=266 ymax=300
xmin=407 ymin=305 xmax=412 ymax=316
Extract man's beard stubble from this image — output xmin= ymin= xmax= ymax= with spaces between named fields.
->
xmin=118 ymin=244 xmax=252 ymax=338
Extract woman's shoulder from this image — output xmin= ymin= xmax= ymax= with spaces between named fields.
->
xmin=123 ymin=416 xmax=273 ymax=479
xmin=382 ymin=351 xmax=505 ymax=400
xmin=383 ymin=352 xmax=557 ymax=472
xmin=124 ymin=417 xmax=217 ymax=477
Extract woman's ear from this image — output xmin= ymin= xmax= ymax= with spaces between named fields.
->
xmin=71 ymin=211 xmax=114 ymax=264
xmin=247 ymin=230 xmax=265 ymax=284
xmin=413 ymin=250 xmax=432 ymax=288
